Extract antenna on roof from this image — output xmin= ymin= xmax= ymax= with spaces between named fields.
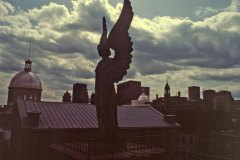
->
xmin=166 ymin=76 xmax=169 ymax=83
xmin=23 ymin=12 xmax=33 ymax=72
xmin=28 ymin=40 xmax=32 ymax=60
xmin=27 ymin=12 xmax=32 ymax=60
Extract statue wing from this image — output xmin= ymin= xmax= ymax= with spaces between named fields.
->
xmin=107 ymin=0 xmax=134 ymax=83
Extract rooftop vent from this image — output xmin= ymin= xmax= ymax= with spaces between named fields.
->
xmin=27 ymin=111 xmax=41 ymax=126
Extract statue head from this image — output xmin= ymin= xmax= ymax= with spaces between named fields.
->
xmin=97 ymin=44 xmax=111 ymax=58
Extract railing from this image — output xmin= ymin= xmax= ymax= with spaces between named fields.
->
xmin=45 ymin=132 xmax=168 ymax=160
xmin=171 ymin=149 xmax=234 ymax=160
xmin=171 ymin=137 xmax=240 ymax=160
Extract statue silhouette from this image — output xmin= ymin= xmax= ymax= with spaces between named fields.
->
xmin=95 ymin=0 xmax=134 ymax=149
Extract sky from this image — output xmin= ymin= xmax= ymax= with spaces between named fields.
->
xmin=0 ymin=0 xmax=240 ymax=104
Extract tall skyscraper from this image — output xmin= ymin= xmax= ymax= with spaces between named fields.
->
xmin=117 ymin=80 xmax=150 ymax=105
xmin=188 ymin=86 xmax=200 ymax=100
xmin=72 ymin=83 xmax=89 ymax=103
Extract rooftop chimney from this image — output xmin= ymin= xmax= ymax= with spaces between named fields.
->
xmin=178 ymin=92 xmax=181 ymax=97
xmin=27 ymin=111 xmax=41 ymax=126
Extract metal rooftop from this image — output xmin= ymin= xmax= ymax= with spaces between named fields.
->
xmin=17 ymin=99 xmax=179 ymax=130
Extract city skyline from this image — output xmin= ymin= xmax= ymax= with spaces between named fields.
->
xmin=1 ymin=0 xmax=240 ymax=104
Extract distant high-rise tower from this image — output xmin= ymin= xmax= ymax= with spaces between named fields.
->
xmin=188 ymin=86 xmax=200 ymax=100
xmin=203 ymin=89 xmax=216 ymax=111
xmin=164 ymin=82 xmax=170 ymax=98
xmin=72 ymin=83 xmax=89 ymax=103
xmin=7 ymin=59 xmax=42 ymax=106
xmin=117 ymin=81 xmax=141 ymax=105
xmin=62 ymin=91 xmax=71 ymax=102
xmin=117 ymin=80 xmax=150 ymax=105
xmin=214 ymin=91 xmax=234 ymax=112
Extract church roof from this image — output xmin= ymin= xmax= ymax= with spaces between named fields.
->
xmin=17 ymin=99 xmax=179 ymax=130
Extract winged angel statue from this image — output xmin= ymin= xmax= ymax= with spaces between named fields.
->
xmin=95 ymin=0 xmax=134 ymax=138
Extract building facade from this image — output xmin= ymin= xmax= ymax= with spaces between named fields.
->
xmin=9 ymin=99 xmax=180 ymax=160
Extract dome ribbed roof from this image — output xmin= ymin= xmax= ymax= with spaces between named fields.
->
xmin=9 ymin=71 xmax=42 ymax=90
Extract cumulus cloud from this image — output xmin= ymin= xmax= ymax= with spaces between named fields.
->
xmin=30 ymin=3 xmax=70 ymax=27
xmin=186 ymin=68 xmax=240 ymax=82
xmin=194 ymin=0 xmax=239 ymax=20
xmin=131 ymin=12 xmax=240 ymax=71
xmin=1 ymin=0 xmax=240 ymax=103
xmin=231 ymin=0 xmax=239 ymax=12
xmin=0 ymin=1 xmax=15 ymax=17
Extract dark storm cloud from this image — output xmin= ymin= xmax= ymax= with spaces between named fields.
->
xmin=75 ymin=69 xmax=95 ymax=79
xmin=24 ymin=1 xmax=114 ymax=60
xmin=82 ymin=3 xmax=110 ymax=27
xmin=35 ymin=63 xmax=95 ymax=80
xmin=7 ymin=0 xmax=71 ymax=11
xmin=129 ymin=12 xmax=240 ymax=75
xmin=0 ymin=57 xmax=22 ymax=73
xmin=64 ymin=23 xmax=101 ymax=32
xmin=12 ymin=0 xmax=240 ymax=78
xmin=41 ymin=68 xmax=94 ymax=91
xmin=0 ymin=33 xmax=31 ymax=73
xmin=188 ymin=72 xmax=240 ymax=82
xmin=232 ymin=90 xmax=240 ymax=99
xmin=125 ymin=68 xmax=137 ymax=79
xmin=133 ymin=36 xmax=194 ymax=60
xmin=34 ymin=34 xmax=98 ymax=59
xmin=62 ymin=0 xmax=112 ymax=32
xmin=0 ymin=92 xmax=7 ymax=105
xmin=133 ymin=55 xmax=181 ymax=75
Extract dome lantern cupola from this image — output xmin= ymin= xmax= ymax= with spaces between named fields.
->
xmin=24 ymin=59 xmax=32 ymax=72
